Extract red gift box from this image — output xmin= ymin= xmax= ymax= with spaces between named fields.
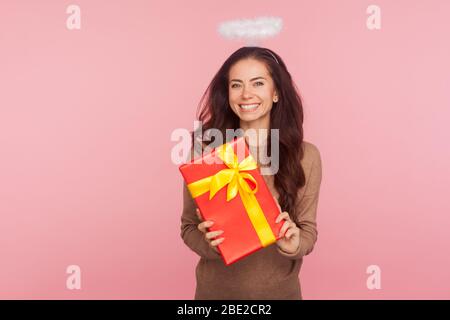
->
xmin=179 ymin=136 xmax=283 ymax=265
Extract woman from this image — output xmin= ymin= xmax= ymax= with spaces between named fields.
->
xmin=180 ymin=46 xmax=322 ymax=300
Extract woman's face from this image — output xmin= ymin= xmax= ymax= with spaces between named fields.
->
xmin=228 ymin=58 xmax=278 ymax=127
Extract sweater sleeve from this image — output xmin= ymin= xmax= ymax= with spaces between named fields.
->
xmin=277 ymin=143 xmax=323 ymax=260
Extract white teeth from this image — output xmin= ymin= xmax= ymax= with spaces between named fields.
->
xmin=239 ymin=104 xmax=260 ymax=110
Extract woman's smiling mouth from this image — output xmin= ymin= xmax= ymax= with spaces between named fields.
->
xmin=239 ymin=103 xmax=261 ymax=112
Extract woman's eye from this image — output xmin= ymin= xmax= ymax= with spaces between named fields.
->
xmin=230 ymin=82 xmax=263 ymax=88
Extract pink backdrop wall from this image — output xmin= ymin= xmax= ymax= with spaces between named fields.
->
xmin=1 ymin=0 xmax=449 ymax=299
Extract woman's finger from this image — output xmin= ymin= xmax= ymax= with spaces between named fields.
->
xmin=285 ymin=228 xmax=298 ymax=239
xmin=197 ymin=220 xmax=214 ymax=233
xmin=210 ymin=237 xmax=225 ymax=247
xmin=275 ymin=211 xmax=291 ymax=224
xmin=205 ymin=230 xmax=224 ymax=240
xmin=278 ymin=220 xmax=290 ymax=237
xmin=279 ymin=220 xmax=296 ymax=237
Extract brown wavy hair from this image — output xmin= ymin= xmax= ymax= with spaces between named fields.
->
xmin=192 ymin=46 xmax=306 ymax=220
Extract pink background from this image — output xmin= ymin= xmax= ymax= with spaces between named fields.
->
xmin=1 ymin=0 xmax=449 ymax=299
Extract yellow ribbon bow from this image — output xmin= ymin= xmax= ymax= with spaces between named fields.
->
xmin=187 ymin=142 xmax=276 ymax=247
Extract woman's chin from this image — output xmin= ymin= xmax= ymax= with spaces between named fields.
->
xmin=238 ymin=109 xmax=270 ymax=122
xmin=238 ymin=113 xmax=261 ymax=122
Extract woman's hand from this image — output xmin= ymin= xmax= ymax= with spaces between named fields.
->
xmin=196 ymin=208 xmax=224 ymax=253
xmin=274 ymin=197 xmax=301 ymax=254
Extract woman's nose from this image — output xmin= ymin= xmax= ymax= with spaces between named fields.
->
xmin=241 ymin=86 xmax=254 ymax=98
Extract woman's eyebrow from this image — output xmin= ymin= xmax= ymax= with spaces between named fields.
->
xmin=230 ymin=76 xmax=266 ymax=83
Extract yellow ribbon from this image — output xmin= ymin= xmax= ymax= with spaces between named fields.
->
xmin=187 ymin=142 xmax=276 ymax=247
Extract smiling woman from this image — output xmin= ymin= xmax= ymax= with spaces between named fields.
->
xmin=180 ymin=46 xmax=322 ymax=300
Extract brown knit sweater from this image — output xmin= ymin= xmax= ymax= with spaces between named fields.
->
xmin=180 ymin=140 xmax=322 ymax=300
